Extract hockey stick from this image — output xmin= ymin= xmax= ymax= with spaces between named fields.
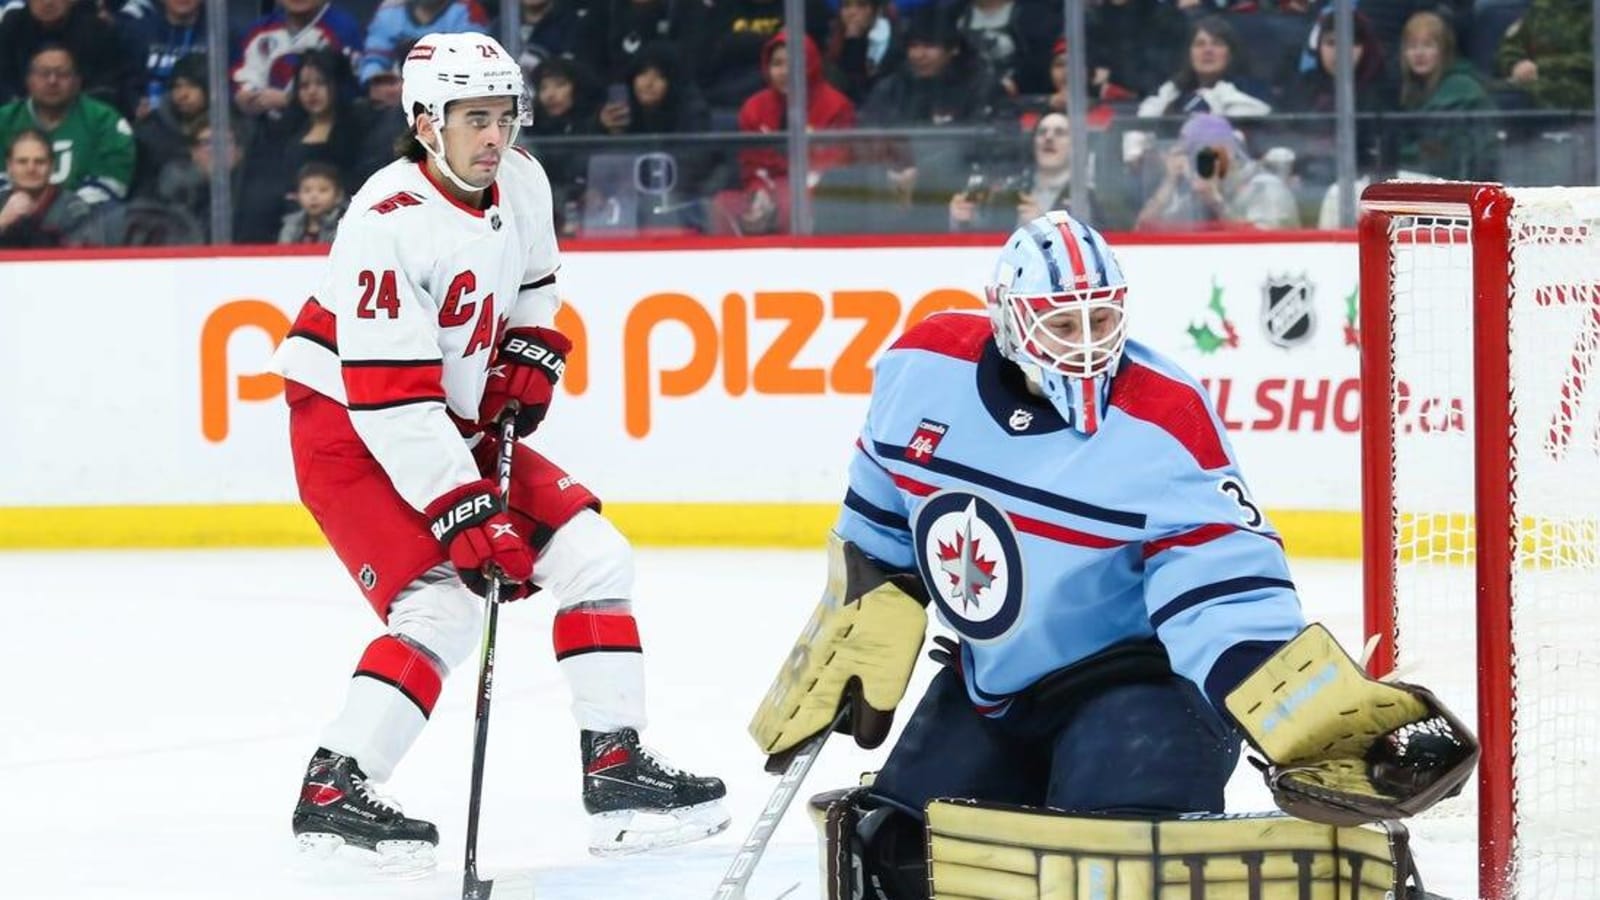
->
xmin=462 ymin=410 xmax=524 ymax=900
xmin=710 ymin=710 xmax=846 ymax=900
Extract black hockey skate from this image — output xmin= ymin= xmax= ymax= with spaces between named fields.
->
xmin=292 ymin=748 xmax=438 ymax=876
xmin=581 ymin=728 xmax=731 ymax=856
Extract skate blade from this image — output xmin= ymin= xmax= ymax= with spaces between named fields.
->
xmin=294 ymin=831 xmax=438 ymax=879
xmin=587 ymin=799 xmax=732 ymax=857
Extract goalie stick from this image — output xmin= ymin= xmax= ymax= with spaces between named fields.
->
xmin=711 ymin=710 xmax=846 ymax=900
xmin=462 ymin=411 xmax=531 ymax=900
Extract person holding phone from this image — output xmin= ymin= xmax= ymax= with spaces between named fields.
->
xmin=595 ymin=42 xmax=710 ymax=135
xmin=1133 ymin=112 xmax=1298 ymax=232
xmin=948 ymin=112 xmax=1103 ymax=231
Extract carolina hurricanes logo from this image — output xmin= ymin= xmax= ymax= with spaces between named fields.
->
xmin=912 ymin=490 xmax=1025 ymax=642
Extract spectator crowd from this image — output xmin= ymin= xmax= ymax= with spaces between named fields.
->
xmin=0 ymin=0 xmax=1592 ymax=247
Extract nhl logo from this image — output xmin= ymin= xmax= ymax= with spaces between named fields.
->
xmin=910 ymin=490 xmax=1025 ymax=643
xmin=1260 ymin=274 xmax=1316 ymax=349
xmin=358 ymin=564 xmax=378 ymax=591
xmin=490 ymin=211 xmax=502 ymax=231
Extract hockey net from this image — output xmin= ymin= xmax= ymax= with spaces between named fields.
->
xmin=1360 ymin=182 xmax=1600 ymax=900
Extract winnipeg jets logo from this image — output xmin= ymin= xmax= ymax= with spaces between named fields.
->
xmin=936 ymin=528 xmax=997 ymax=612
xmin=911 ymin=490 xmax=1025 ymax=643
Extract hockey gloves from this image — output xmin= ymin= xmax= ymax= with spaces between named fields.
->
xmin=479 ymin=326 xmax=571 ymax=438
xmin=1225 ymin=623 xmax=1479 ymax=826
xmin=425 ymin=480 xmax=534 ymax=601
xmin=749 ymin=534 xmax=929 ymax=772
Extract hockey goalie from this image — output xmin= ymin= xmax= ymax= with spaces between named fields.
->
xmin=745 ymin=212 xmax=1479 ymax=899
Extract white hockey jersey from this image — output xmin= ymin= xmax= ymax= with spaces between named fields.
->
xmin=271 ymin=148 xmax=561 ymax=514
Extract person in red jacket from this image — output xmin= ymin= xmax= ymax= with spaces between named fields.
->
xmin=711 ymin=32 xmax=854 ymax=235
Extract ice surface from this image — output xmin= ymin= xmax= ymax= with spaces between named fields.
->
xmin=0 ymin=550 xmax=1481 ymax=899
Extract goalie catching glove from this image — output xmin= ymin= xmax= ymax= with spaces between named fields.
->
xmin=749 ymin=534 xmax=929 ymax=771
xmin=1225 ymin=623 xmax=1479 ymax=826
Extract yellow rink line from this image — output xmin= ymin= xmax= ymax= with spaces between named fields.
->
xmin=0 ymin=504 xmax=1363 ymax=559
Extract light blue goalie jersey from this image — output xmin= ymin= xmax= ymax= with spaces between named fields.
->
xmin=835 ymin=312 xmax=1305 ymax=717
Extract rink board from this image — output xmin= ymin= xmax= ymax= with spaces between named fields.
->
xmin=0 ymin=235 xmax=1372 ymax=554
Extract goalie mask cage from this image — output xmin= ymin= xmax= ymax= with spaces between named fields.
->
xmin=1359 ymin=181 xmax=1600 ymax=900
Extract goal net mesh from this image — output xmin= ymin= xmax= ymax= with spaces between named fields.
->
xmin=1384 ymin=187 xmax=1600 ymax=896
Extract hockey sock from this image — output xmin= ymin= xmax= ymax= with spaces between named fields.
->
xmin=319 ymin=635 xmax=445 ymax=782
xmin=552 ymin=605 xmax=646 ymax=733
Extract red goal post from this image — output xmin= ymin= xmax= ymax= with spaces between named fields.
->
xmin=1358 ymin=181 xmax=1600 ymax=900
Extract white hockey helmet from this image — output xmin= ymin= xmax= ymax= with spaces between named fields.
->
xmin=986 ymin=211 xmax=1129 ymax=435
xmin=401 ymin=33 xmax=531 ymax=188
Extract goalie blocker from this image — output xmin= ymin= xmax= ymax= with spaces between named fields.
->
xmin=748 ymin=534 xmax=929 ymax=770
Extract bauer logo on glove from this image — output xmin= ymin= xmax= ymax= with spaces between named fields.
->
xmin=1224 ymin=623 xmax=1479 ymax=826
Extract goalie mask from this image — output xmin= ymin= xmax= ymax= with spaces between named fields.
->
xmin=401 ymin=32 xmax=533 ymax=192
xmin=986 ymin=211 xmax=1128 ymax=434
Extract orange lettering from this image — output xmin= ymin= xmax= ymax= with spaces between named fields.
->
xmin=200 ymin=299 xmax=291 ymax=442
xmin=722 ymin=293 xmax=749 ymax=396
xmin=623 ymin=293 xmax=718 ymax=438
xmin=830 ymin=291 xmax=900 ymax=394
xmin=554 ymin=301 xmax=588 ymax=395
xmin=752 ymin=292 xmax=824 ymax=394
xmin=904 ymin=289 xmax=983 ymax=331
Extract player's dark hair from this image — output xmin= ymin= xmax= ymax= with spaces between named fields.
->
xmin=395 ymin=102 xmax=429 ymax=161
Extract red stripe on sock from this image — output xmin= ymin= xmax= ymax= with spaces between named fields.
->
xmin=354 ymin=635 xmax=444 ymax=716
xmin=552 ymin=610 xmax=642 ymax=660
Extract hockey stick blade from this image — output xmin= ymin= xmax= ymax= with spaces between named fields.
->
xmin=710 ymin=711 xmax=845 ymax=900
xmin=463 ymin=869 xmax=537 ymax=899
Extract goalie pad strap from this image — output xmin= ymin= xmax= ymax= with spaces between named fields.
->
xmin=925 ymin=800 xmax=1415 ymax=899
xmin=749 ymin=534 xmax=928 ymax=761
xmin=811 ymin=788 xmax=930 ymax=900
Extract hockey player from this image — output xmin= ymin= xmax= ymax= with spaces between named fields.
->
xmin=271 ymin=32 xmax=727 ymax=871
xmin=748 ymin=211 xmax=1476 ymax=898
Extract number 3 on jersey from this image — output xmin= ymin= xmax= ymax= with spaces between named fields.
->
xmin=1218 ymin=477 xmax=1264 ymax=528
xmin=356 ymin=269 xmax=401 ymax=319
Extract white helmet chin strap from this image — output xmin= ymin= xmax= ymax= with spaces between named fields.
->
xmin=420 ymin=125 xmax=492 ymax=195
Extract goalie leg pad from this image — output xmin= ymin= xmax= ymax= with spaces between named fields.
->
xmin=810 ymin=788 xmax=930 ymax=900
xmin=749 ymin=534 xmax=928 ymax=764
xmin=925 ymin=800 xmax=1426 ymax=899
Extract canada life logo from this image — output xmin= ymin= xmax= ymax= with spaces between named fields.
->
xmin=911 ymin=490 xmax=1025 ymax=643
